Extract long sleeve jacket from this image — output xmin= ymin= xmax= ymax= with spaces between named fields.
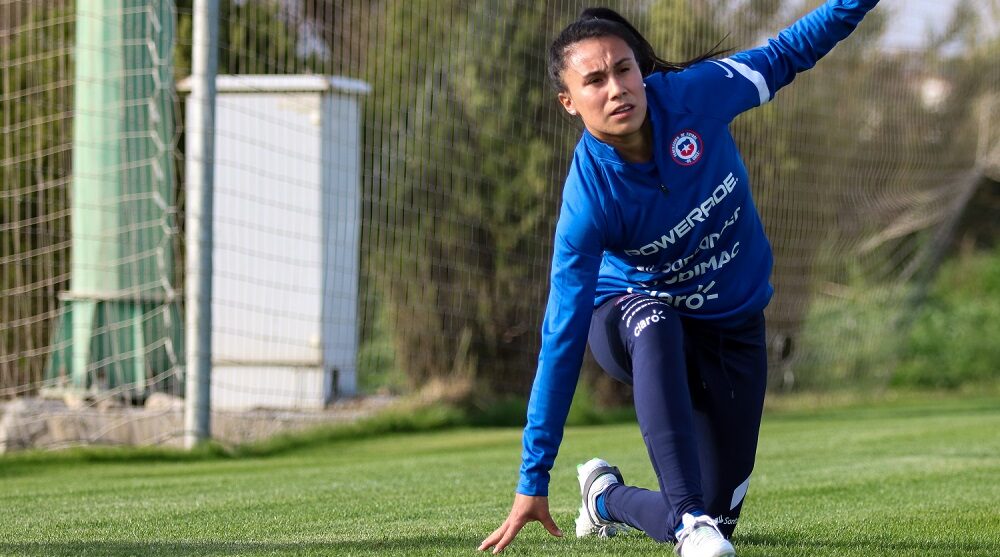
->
xmin=518 ymin=0 xmax=881 ymax=497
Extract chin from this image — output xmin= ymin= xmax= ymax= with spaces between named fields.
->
xmin=604 ymin=121 xmax=643 ymax=137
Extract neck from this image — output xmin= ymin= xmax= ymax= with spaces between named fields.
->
xmin=596 ymin=118 xmax=653 ymax=164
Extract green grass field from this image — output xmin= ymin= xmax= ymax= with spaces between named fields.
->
xmin=1 ymin=395 xmax=998 ymax=556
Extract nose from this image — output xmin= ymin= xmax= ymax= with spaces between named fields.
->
xmin=608 ymin=74 xmax=626 ymax=100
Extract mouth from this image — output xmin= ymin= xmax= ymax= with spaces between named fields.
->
xmin=610 ymin=104 xmax=635 ymax=119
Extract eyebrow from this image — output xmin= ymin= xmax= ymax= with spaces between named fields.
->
xmin=581 ymin=57 xmax=632 ymax=81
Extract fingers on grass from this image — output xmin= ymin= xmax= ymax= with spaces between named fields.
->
xmin=478 ymin=525 xmax=505 ymax=552
xmin=540 ymin=515 xmax=563 ymax=537
xmin=492 ymin=523 xmax=523 ymax=554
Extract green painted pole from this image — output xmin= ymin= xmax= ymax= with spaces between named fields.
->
xmin=48 ymin=1 xmax=180 ymax=398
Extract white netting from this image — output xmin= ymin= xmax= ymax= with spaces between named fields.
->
xmin=1 ymin=0 xmax=997 ymax=448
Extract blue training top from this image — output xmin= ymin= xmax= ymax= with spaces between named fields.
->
xmin=519 ymin=0 xmax=880 ymax=496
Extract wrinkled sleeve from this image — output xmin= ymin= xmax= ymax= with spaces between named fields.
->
xmin=648 ymin=0 xmax=880 ymax=121
xmin=517 ymin=158 xmax=606 ymax=496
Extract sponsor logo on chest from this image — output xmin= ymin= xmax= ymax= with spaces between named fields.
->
xmin=624 ymin=172 xmax=738 ymax=257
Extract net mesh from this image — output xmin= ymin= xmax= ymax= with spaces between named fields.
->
xmin=1 ymin=0 xmax=997 ymax=446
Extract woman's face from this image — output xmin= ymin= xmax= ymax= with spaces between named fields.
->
xmin=557 ymin=35 xmax=647 ymax=145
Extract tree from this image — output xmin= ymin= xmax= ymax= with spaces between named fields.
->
xmin=0 ymin=2 xmax=74 ymax=395
xmin=362 ymin=0 xmax=594 ymax=395
xmin=174 ymin=0 xmax=324 ymax=78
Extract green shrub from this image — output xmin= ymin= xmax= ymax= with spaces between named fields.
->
xmin=793 ymin=246 xmax=1000 ymax=391
xmin=792 ymin=283 xmax=906 ymax=390
xmin=892 ymin=247 xmax=1000 ymax=388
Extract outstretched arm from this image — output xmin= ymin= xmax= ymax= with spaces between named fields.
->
xmin=479 ymin=157 xmax=606 ymax=553
xmin=517 ymin=158 xmax=605 ymax=499
xmin=652 ymin=0 xmax=881 ymax=121
xmin=730 ymin=0 xmax=880 ymax=100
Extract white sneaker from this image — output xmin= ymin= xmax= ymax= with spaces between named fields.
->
xmin=675 ymin=513 xmax=736 ymax=557
xmin=575 ymin=457 xmax=629 ymax=538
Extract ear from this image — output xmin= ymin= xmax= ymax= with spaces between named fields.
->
xmin=558 ymin=92 xmax=578 ymax=116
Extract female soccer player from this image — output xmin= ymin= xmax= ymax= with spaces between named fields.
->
xmin=478 ymin=2 xmax=880 ymax=556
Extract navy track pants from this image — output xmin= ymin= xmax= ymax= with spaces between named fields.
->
xmin=587 ymin=293 xmax=768 ymax=542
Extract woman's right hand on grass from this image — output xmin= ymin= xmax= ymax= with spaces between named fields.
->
xmin=478 ymin=493 xmax=563 ymax=554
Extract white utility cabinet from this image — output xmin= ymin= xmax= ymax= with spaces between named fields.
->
xmin=180 ymin=75 xmax=370 ymax=410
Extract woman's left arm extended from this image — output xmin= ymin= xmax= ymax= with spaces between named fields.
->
xmin=654 ymin=0 xmax=881 ymax=121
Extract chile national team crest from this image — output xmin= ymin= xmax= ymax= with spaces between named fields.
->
xmin=670 ymin=130 xmax=703 ymax=166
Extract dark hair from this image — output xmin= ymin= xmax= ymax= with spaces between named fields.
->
xmin=547 ymin=7 xmax=729 ymax=92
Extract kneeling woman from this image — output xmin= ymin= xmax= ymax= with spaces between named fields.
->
xmin=479 ymin=2 xmax=880 ymax=556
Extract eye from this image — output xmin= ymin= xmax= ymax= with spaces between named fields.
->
xmin=587 ymin=76 xmax=604 ymax=85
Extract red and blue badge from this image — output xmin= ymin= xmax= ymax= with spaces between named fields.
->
xmin=670 ymin=130 xmax=703 ymax=166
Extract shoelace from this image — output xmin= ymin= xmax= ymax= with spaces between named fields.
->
xmin=684 ymin=524 xmax=719 ymax=545
xmin=675 ymin=520 xmax=726 ymax=556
